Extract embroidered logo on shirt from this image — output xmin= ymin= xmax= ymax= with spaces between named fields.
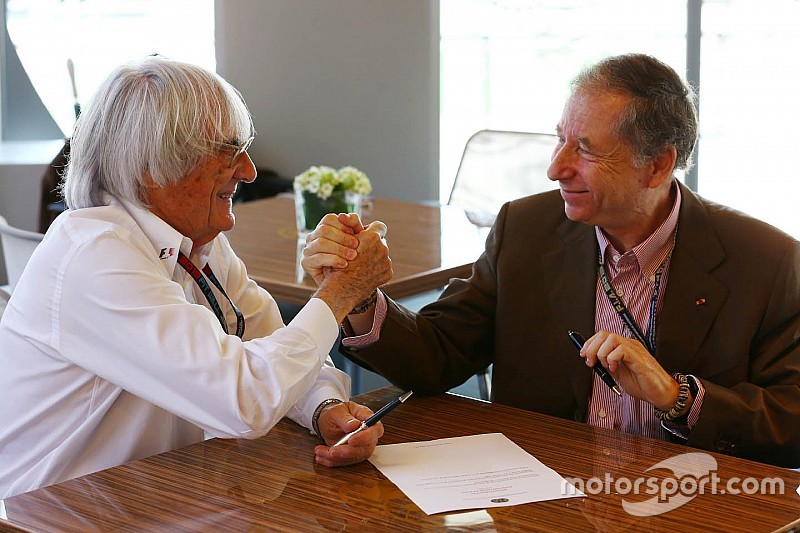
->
xmin=158 ymin=247 xmax=175 ymax=259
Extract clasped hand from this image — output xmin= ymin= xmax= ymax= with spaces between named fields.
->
xmin=302 ymin=213 xmax=389 ymax=283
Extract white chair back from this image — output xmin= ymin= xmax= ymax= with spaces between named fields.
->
xmin=448 ymin=130 xmax=559 ymax=227
xmin=0 ymin=215 xmax=45 ymax=292
xmin=0 ymin=286 xmax=10 ymax=321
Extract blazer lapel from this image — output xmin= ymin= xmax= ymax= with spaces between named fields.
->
xmin=657 ymin=183 xmax=728 ymax=371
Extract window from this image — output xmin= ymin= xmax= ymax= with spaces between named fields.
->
xmin=440 ymin=0 xmax=800 ymax=238
xmin=4 ymin=0 xmax=215 ymax=138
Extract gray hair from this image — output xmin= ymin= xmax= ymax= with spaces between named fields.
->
xmin=571 ymin=53 xmax=698 ymax=172
xmin=62 ymin=56 xmax=254 ymax=209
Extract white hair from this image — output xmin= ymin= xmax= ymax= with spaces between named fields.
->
xmin=62 ymin=56 xmax=254 ymax=209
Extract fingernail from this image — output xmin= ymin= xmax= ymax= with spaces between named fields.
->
xmin=347 ymin=249 xmax=357 ymax=260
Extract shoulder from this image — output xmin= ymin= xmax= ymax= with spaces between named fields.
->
xmin=683 ymin=188 xmax=798 ymax=258
xmin=52 ymin=203 xmax=141 ymax=248
xmin=500 ymin=190 xmax=567 ymax=224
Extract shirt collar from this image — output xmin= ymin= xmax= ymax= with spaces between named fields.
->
xmin=113 ymin=195 xmax=210 ymax=272
xmin=595 ymin=181 xmax=682 ymax=280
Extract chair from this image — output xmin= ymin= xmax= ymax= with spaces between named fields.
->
xmin=0 ymin=286 xmax=10 ymax=321
xmin=449 ymin=130 xmax=558 ymax=400
xmin=448 ymin=129 xmax=559 ymax=228
xmin=0 ymin=216 xmax=45 ymax=292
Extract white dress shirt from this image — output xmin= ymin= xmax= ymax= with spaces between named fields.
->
xmin=0 ymin=196 xmax=348 ymax=498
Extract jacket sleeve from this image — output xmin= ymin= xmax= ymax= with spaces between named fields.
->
xmin=688 ymin=241 xmax=800 ymax=467
xmin=340 ymin=204 xmax=513 ymax=394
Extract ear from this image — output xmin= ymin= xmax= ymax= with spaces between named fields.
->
xmin=646 ymin=145 xmax=677 ymax=189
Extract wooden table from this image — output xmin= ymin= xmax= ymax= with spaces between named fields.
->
xmin=3 ymin=387 xmax=799 ymax=532
xmin=224 ymin=195 xmax=488 ymax=305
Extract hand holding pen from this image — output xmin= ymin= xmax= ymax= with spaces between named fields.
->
xmin=332 ymin=390 xmax=413 ymax=447
xmin=568 ymin=330 xmax=623 ymax=397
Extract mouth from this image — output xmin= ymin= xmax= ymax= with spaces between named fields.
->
xmin=217 ymin=185 xmax=237 ymax=200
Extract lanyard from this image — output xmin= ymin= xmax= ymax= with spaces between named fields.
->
xmin=597 ymin=250 xmax=670 ymax=355
xmin=177 ymin=251 xmax=245 ymax=338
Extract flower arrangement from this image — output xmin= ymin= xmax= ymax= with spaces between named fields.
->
xmin=293 ymin=165 xmax=372 ymax=234
xmin=294 ymin=165 xmax=372 ymax=200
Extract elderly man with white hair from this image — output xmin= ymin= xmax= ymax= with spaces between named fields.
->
xmin=0 ymin=56 xmax=392 ymax=498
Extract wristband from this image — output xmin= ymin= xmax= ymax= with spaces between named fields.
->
xmin=312 ymin=398 xmax=342 ymax=438
xmin=349 ymin=289 xmax=378 ymax=315
xmin=655 ymin=373 xmax=692 ymax=422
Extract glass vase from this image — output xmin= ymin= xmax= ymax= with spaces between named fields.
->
xmin=294 ymin=185 xmax=362 ymax=237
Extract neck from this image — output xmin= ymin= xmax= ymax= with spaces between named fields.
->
xmin=603 ymin=183 xmax=676 ymax=253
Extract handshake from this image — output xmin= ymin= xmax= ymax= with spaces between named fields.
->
xmin=301 ymin=213 xmax=393 ymax=324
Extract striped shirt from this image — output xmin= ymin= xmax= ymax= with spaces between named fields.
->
xmin=588 ymin=184 xmax=704 ymax=440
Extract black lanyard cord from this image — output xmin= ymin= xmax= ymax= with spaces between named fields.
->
xmin=177 ymin=251 xmax=245 ymax=338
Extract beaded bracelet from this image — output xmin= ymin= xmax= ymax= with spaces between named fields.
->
xmin=311 ymin=398 xmax=343 ymax=438
xmin=655 ymin=372 xmax=691 ymax=422
xmin=349 ymin=289 xmax=378 ymax=315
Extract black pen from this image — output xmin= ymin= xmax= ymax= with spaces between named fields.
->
xmin=568 ymin=330 xmax=623 ymax=397
xmin=332 ymin=390 xmax=413 ymax=447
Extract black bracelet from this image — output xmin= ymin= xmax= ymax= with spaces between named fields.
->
xmin=655 ymin=373 xmax=692 ymax=422
xmin=311 ymin=398 xmax=342 ymax=438
xmin=349 ymin=289 xmax=378 ymax=315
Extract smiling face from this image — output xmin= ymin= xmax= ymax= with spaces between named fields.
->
xmin=547 ymin=88 xmax=676 ymax=251
xmin=144 ymin=146 xmax=257 ymax=250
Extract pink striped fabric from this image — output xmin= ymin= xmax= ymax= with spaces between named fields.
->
xmin=586 ymin=185 xmax=701 ymax=439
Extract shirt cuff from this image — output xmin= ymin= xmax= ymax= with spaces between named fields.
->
xmin=292 ymin=297 xmax=341 ymax=364
xmin=341 ymin=290 xmax=387 ymax=348
xmin=662 ymin=374 xmax=705 ymax=440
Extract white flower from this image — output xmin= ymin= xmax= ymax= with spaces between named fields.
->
xmin=294 ymin=165 xmax=372 ymax=200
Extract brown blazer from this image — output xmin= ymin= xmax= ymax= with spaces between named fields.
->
xmin=342 ymin=181 xmax=800 ymax=467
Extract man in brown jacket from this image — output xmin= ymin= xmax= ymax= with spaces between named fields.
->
xmin=303 ymin=54 xmax=800 ymax=467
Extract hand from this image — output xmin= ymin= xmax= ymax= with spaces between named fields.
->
xmin=580 ymin=331 xmax=679 ymax=410
xmin=311 ymin=216 xmax=392 ymax=323
xmin=314 ymin=401 xmax=384 ymax=467
xmin=302 ymin=213 xmax=387 ymax=285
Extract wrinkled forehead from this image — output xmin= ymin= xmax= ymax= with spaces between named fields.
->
xmin=558 ymin=89 xmax=629 ymax=137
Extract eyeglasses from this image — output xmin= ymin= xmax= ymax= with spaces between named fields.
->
xmin=220 ymin=135 xmax=254 ymax=167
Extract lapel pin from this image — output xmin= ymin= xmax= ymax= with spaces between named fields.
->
xmin=695 ymin=298 xmax=706 ymax=306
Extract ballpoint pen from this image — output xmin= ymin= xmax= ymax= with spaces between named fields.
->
xmin=332 ymin=390 xmax=413 ymax=447
xmin=568 ymin=330 xmax=623 ymax=397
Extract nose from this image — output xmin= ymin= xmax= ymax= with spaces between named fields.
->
xmin=547 ymin=142 xmax=574 ymax=182
xmin=235 ymin=153 xmax=257 ymax=184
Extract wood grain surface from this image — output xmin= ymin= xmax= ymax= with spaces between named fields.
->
xmin=223 ymin=195 xmax=487 ymax=304
xmin=3 ymin=387 xmax=799 ymax=532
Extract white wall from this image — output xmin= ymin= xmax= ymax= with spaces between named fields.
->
xmin=215 ymin=0 xmax=440 ymax=202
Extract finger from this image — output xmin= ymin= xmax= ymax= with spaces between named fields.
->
xmin=301 ymin=252 xmax=349 ymax=272
xmin=337 ymin=213 xmax=366 ymax=232
xmin=314 ymin=424 xmax=382 ymax=467
xmin=320 ymin=213 xmax=358 ymax=234
xmin=325 ymin=402 xmax=368 ymax=435
xmin=605 ymin=345 xmax=628 ymax=373
xmin=303 ymin=238 xmax=358 ymax=264
xmin=346 ymin=402 xmax=377 ymax=423
xmin=364 ymin=220 xmax=388 ymax=239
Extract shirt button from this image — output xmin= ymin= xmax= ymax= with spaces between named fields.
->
xmin=598 ymin=408 xmax=607 ymax=419
xmin=612 ymin=254 xmax=621 ymax=263
xmin=616 ymin=289 xmax=625 ymax=296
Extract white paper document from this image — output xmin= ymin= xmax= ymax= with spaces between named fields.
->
xmin=368 ymin=432 xmax=585 ymax=515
